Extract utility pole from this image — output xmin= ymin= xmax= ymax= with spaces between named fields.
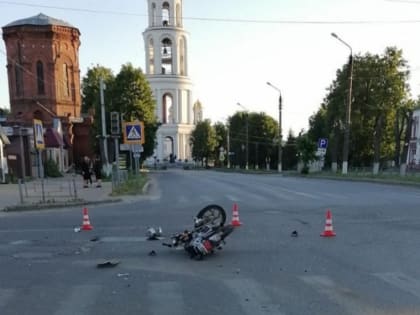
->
xmin=266 ymin=82 xmax=282 ymax=173
xmin=100 ymin=78 xmax=109 ymax=168
xmin=227 ymin=125 xmax=231 ymax=169
xmin=331 ymin=32 xmax=353 ymax=175
xmin=237 ymin=102 xmax=249 ymax=170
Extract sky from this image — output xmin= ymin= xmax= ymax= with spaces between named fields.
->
xmin=1 ymin=0 xmax=420 ymax=134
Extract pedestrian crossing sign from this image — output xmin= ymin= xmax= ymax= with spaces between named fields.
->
xmin=122 ymin=121 xmax=145 ymax=144
xmin=33 ymin=119 xmax=45 ymax=150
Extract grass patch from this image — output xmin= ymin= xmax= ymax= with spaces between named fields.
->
xmin=110 ymin=173 xmax=148 ymax=196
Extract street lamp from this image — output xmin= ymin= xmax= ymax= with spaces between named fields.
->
xmin=331 ymin=32 xmax=353 ymax=175
xmin=266 ymin=82 xmax=282 ymax=173
xmin=236 ymin=102 xmax=249 ymax=170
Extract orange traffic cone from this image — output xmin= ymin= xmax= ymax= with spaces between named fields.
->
xmin=81 ymin=207 xmax=93 ymax=231
xmin=231 ymin=203 xmax=242 ymax=227
xmin=320 ymin=209 xmax=335 ymax=237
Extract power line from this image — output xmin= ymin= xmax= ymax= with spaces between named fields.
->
xmin=1 ymin=1 xmax=420 ymax=25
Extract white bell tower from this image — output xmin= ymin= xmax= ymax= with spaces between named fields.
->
xmin=143 ymin=0 xmax=195 ymax=162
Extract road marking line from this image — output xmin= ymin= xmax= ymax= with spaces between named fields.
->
xmin=224 ymin=278 xmax=285 ymax=315
xmin=178 ymin=195 xmax=188 ymax=203
xmin=54 ymin=285 xmax=101 ymax=315
xmin=226 ymin=194 xmax=240 ymax=202
xmin=148 ymin=281 xmax=184 ymax=315
xmin=279 ymin=188 xmax=321 ymax=199
xmin=374 ymin=272 xmax=420 ymax=299
xmin=100 ymin=236 xmax=148 ymax=242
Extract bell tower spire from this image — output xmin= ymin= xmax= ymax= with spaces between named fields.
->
xmin=143 ymin=0 xmax=194 ymax=162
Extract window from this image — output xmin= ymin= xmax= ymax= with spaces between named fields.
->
xmin=149 ymin=38 xmax=155 ymax=74
xmin=162 ymin=93 xmax=174 ymax=124
xmin=152 ymin=3 xmax=156 ymax=26
xmin=162 ymin=2 xmax=170 ymax=26
xmin=62 ymin=63 xmax=70 ymax=98
xmin=36 ymin=61 xmax=45 ymax=95
xmin=161 ymin=38 xmax=173 ymax=75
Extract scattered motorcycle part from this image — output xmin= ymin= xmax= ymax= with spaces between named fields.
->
xmin=291 ymin=230 xmax=298 ymax=237
xmin=97 ymin=260 xmax=120 ymax=268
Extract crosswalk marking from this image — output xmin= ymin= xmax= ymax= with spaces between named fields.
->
xmin=224 ymin=278 xmax=284 ymax=315
xmin=54 ymin=285 xmax=101 ymax=315
xmin=374 ymin=272 xmax=420 ymax=299
xmin=148 ymin=281 xmax=185 ymax=315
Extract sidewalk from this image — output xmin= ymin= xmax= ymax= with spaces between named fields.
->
xmin=0 ymin=174 xmax=119 ymax=211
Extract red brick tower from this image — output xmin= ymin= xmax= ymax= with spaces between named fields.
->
xmin=2 ymin=13 xmax=81 ymax=124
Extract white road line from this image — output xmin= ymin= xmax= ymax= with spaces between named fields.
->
xmin=301 ymin=275 xmax=378 ymax=315
xmin=279 ymin=188 xmax=321 ymax=200
xmin=54 ymin=285 xmax=101 ymax=315
xmin=374 ymin=272 xmax=420 ymax=299
xmin=224 ymin=278 xmax=285 ymax=315
xmin=148 ymin=281 xmax=184 ymax=315
xmin=100 ymin=236 xmax=148 ymax=242
xmin=200 ymin=195 xmax=213 ymax=203
xmin=0 ymin=288 xmax=14 ymax=308
xmin=226 ymin=194 xmax=240 ymax=202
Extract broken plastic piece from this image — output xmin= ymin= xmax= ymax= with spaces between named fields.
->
xmin=97 ymin=260 xmax=120 ymax=268
xmin=291 ymin=230 xmax=298 ymax=237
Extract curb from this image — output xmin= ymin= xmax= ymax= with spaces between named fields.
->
xmin=2 ymin=198 xmax=122 ymax=212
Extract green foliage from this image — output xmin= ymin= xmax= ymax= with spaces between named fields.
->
xmin=44 ymin=158 xmax=63 ymax=178
xmin=111 ymin=173 xmax=148 ymax=196
xmin=81 ymin=63 xmax=158 ymax=160
xmin=283 ymin=130 xmax=298 ymax=170
xmin=228 ymin=111 xmax=278 ymax=169
xmin=213 ymin=122 xmax=228 ymax=167
xmin=296 ymin=133 xmax=317 ymax=169
xmin=308 ymin=47 xmax=412 ymax=168
xmin=190 ymin=119 xmax=217 ymax=165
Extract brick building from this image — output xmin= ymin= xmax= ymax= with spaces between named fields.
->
xmin=2 ymin=13 xmax=93 ymax=178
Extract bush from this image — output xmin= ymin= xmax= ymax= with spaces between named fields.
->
xmin=45 ymin=158 xmax=63 ymax=177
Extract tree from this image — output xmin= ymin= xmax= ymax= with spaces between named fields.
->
xmin=81 ymin=65 xmax=114 ymax=154
xmin=190 ymin=119 xmax=217 ymax=166
xmin=283 ymin=130 xmax=298 ymax=170
xmin=81 ymin=63 xmax=158 ymax=163
xmin=307 ymin=47 xmax=411 ymax=173
xmin=213 ymin=122 xmax=227 ymax=167
xmin=228 ymin=111 xmax=277 ymax=169
xmin=111 ymin=63 xmax=158 ymax=161
xmin=296 ymin=132 xmax=317 ymax=174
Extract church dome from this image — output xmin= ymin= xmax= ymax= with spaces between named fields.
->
xmin=4 ymin=13 xmax=74 ymax=28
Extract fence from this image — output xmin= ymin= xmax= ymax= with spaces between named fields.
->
xmin=17 ymin=176 xmax=79 ymax=205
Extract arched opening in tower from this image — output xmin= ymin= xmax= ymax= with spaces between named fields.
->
xmin=176 ymin=3 xmax=182 ymax=27
xmin=162 ymin=2 xmax=170 ymax=26
xmin=148 ymin=38 xmax=154 ymax=74
xmin=161 ymin=38 xmax=173 ymax=75
xmin=164 ymin=136 xmax=174 ymax=161
xmin=162 ymin=93 xmax=174 ymax=124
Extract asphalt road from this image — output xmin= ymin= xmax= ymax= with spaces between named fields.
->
xmin=1 ymin=169 xmax=420 ymax=315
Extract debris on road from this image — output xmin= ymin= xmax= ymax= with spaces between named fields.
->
xmin=146 ymin=227 xmax=162 ymax=240
xmin=291 ymin=230 xmax=298 ymax=237
xmin=148 ymin=250 xmax=157 ymax=256
xmin=74 ymin=227 xmax=81 ymax=233
xmin=90 ymin=236 xmax=100 ymax=242
xmin=117 ymin=273 xmax=130 ymax=278
xmin=97 ymin=260 xmax=120 ymax=268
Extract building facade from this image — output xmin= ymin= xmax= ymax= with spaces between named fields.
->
xmin=407 ymin=108 xmax=420 ymax=167
xmin=143 ymin=0 xmax=196 ymax=162
xmin=2 ymin=13 xmax=92 ymax=176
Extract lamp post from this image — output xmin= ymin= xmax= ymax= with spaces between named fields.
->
xmin=237 ymin=102 xmax=249 ymax=170
xmin=331 ymin=32 xmax=353 ymax=175
xmin=266 ymin=82 xmax=282 ymax=173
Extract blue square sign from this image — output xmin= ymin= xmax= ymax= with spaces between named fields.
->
xmin=318 ymin=138 xmax=328 ymax=149
xmin=123 ymin=121 xmax=144 ymax=144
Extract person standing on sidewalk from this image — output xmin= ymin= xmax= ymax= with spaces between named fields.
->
xmin=81 ymin=156 xmax=92 ymax=188
xmin=93 ymin=155 xmax=102 ymax=188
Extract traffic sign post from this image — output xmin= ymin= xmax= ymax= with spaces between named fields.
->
xmin=33 ymin=119 xmax=45 ymax=179
xmin=122 ymin=121 xmax=145 ymax=145
xmin=318 ymin=138 xmax=328 ymax=150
